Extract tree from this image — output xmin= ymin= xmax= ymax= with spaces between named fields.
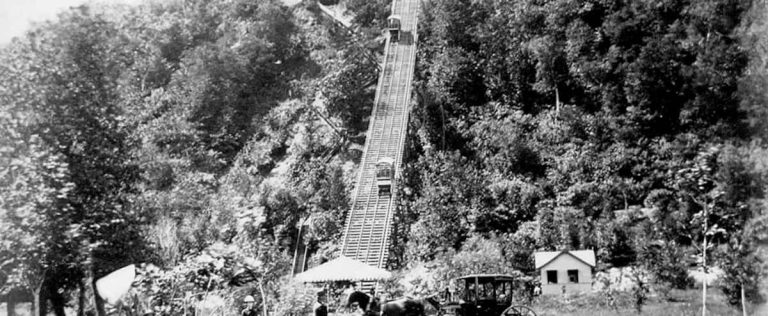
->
xmin=720 ymin=232 xmax=764 ymax=308
xmin=406 ymin=152 xmax=491 ymax=261
xmin=674 ymin=145 xmax=762 ymax=312
xmin=715 ymin=146 xmax=764 ymax=307
xmin=409 ymin=236 xmax=527 ymax=297
xmin=604 ymin=221 xmax=637 ymax=268
xmin=739 ymin=0 xmax=768 ymax=142
xmin=0 ymin=6 xmax=151 ymax=315
xmin=675 ymin=147 xmax=726 ymax=315
xmin=638 ymin=240 xmax=693 ymax=299
xmin=320 ymin=44 xmax=378 ymax=132
xmin=0 ymin=136 xmax=79 ymax=316
xmin=499 ymin=221 xmax=538 ymax=273
xmin=346 ymin=0 xmax=390 ymax=28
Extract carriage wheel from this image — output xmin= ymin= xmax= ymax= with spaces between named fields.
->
xmin=501 ymin=305 xmax=537 ymax=316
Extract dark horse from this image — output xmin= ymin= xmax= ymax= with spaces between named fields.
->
xmin=347 ymin=291 xmax=440 ymax=316
xmin=346 ymin=291 xmax=373 ymax=313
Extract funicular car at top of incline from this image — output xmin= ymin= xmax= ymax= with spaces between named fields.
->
xmin=387 ymin=14 xmax=401 ymax=41
xmin=439 ymin=274 xmax=536 ymax=316
xmin=376 ymin=157 xmax=394 ymax=194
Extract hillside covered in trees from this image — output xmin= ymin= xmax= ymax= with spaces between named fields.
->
xmin=397 ymin=0 xmax=768 ymax=309
xmin=1 ymin=0 xmax=767 ymax=315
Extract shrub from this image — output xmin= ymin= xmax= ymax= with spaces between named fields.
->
xmin=272 ymin=278 xmax=317 ymax=316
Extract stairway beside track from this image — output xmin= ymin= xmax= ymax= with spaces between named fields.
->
xmin=291 ymin=223 xmax=309 ymax=275
xmin=341 ymin=0 xmax=419 ymax=270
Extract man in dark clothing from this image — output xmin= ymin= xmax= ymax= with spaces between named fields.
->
xmin=313 ymin=290 xmax=328 ymax=316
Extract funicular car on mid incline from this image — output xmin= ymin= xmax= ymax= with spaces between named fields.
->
xmin=439 ymin=274 xmax=536 ymax=316
xmin=376 ymin=157 xmax=394 ymax=194
xmin=387 ymin=15 xmax=401 ymax=41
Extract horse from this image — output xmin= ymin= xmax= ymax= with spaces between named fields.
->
xmin=380 ymin=296 xmax=430 ymax=316
xmin=346 ymin=291 xmax=373 ymax=313
xmin=347 ymin=291 xmax=440 ymax=316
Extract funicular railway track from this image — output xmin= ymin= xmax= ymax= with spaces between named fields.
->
xmin=341 ymin=0 xmax=418 ymax=271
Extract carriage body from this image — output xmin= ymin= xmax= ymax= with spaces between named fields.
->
xmin=441 ymin=274 xmax=536 ymax=316
xmin=449 ymin=274 xmax=514 ymax=316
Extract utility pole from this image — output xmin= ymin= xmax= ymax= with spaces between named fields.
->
xmin=702 ymin=200 xmax=707 ymax=316
xmin=741 ymin=284 xmax=747 ymax=316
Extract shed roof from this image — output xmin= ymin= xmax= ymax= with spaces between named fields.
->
xmin=534 ymin=250 xmax=595 ymax=269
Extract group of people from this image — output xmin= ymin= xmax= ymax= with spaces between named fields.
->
xmin=238 ymin=288 xmax=342 ymax=316
xmin=240 ymin=284 xmax=381 ymax=316
xmin=318 ymin=284 xmax=378 ymax=316
xmin=239 ymin=291 xmax=330 ymax=316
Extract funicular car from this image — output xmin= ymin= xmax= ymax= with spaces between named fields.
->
xmin=387 ymin=15 xmax=401 ymax=41
xmin=439 ymin=274 xmax=536 ymax=316
xmin=376 ymin=157 xmax=394 ymax=194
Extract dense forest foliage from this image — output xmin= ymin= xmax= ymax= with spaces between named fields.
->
xmin=0 ymin=0 xmax=371 ymax=314
xmin=0 ymin=0 xmax=767 ymax=315
xmin=396 ymin=0 xmax=768 ymax=307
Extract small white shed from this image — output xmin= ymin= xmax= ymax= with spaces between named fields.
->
xmin=534 ymin=250 xmax=595 ymax=295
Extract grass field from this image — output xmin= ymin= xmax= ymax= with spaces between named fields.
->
xmin=528 ymin=289 xmax=752 ymax=316
xmin=1 ymin=288 xmax=762 ymax=316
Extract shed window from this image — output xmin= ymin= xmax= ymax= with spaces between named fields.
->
xmin=546 ymin=270 xmax=558 ymax=284
xmin=568 ymin=270 xmax=579 ymax=283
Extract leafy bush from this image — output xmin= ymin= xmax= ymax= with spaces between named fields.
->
xmin=638 ymin=241 xmax=693 ymax=298
xmin=347 ymin=0 xmax=390 ymax=28
xmin=272 ymin=278 xmax=317 ymax=316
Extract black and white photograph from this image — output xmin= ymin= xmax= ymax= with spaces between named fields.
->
xmin=1 ymin=0 xmax=767 ymax=315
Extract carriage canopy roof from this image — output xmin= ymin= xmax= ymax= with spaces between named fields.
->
xmin=457 ymin=274 xmax=519 ymax=282
xmin=295 ymin=256 xmax=392 ymax=283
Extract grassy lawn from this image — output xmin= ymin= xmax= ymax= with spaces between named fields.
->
xmin=529 ymin=289 xmax=749 ymax=316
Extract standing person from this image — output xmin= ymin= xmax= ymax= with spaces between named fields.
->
xmin=313 ymin=291 xmax=328 ymax=316
xmin=241 ymin=295 xmax=259 ymax=316
xmin=365 ymin=288 xmax=381 ymax=316
xmin=343 ymin=284 xmax=356 ymax=298
xmin=342 ymin=283 xmax=356 ymax=310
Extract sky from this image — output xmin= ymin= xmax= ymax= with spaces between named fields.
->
xmin=0 ymin=0 xmax=303 ymax=44
xmin=0 ymin=0 xmax=143 ymax=43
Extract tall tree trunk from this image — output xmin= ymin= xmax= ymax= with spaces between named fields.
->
xmin=741 ymin=284 xmax=747 ymax=316
xmin=48 ymin=286 xmax=67 ymax=316
xmin=29 ymin=270 xmax=47 ymax=316
xmin=36 ymin=282 xmax=46 ymax=316
xmin=554 ymin=86 xmax=560 ymax=116
xmin=702 ymin=278 xmax=707 ymax=316
xmin=92 ymin=277 xmax=107 ymax=316
xmin=6 ymin=298 xmax=16 ymax=316
xmin=78 ymin=280 xmax=86 ymax=316
xmin=258 ymin=280 xmax=268 ymax=316
xmin=702 ymin=203 xmax=708 ymax=316
xmin=439 ymin=103 xmax=446 ymax=150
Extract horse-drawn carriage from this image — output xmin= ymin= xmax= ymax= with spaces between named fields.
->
xmin=346 ymin=274 xmax=536 ymax=316
xmin=437 ymin=274 xmax=536 ymax=316
xmin=300 ymin=257 xmax=536 ymax=316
